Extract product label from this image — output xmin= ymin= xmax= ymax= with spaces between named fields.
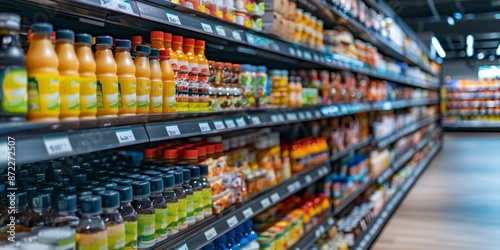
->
xmin=167 ymin=202 xmax=179 ymax=232
xmin=137 ymin=214 xmax=155 ymax=247
xmin=239 ymin=73 xmax=254 ymax=108
xmin=170 ymin=59 xmax=178 ymax=73
xmin=178 ymin=198 xmax=187 ymax=226
xmin=136 ymin=78 xmax=151 ymax=112
xmin=118 ymin=76 xmax=137 ymax=111
xmin=198 ymin=94 xmax=209 ymax=112
xmin=202 ymin=187 xmax=212 ymax=213
xmin=187 ymin=62 xmax=199 ymax=93
xmin=198 ymin=65 xmax=209 ymax=89
xmin=96 ymin=76 xmax=119 ymax=113
xmin=124 ymin=221 xmax=138 ymax=249
xmin=193 ymin=190 xmax=203 ymax=215
xmin=40 ymin=235 xmax=75 ymax=250
xmin=188 ymin=93 xmax=199 ymax=112
xmin=107 ymin=223 xmax=126 ymax=250
xmin=79 ymin=76 xmax=97 ymax=114
xmin=163 ymin=79 xmax=176 ymax=112
xmin=150 ymin=79 xmax=163 ymax=112
xmin=59 ymin=75 xmax=80 ymax=117
xmin=1 ymin=67 xmax=27 ymax=114
xmin=154 ymin=207 xmax=168 ymax=239
xmin=176 ymin=93 xmax=189 ymax=112
xmin=27 ymin=73 xmax=60 ymax=115
xmin=76 ymin=231 xmax=108 ymax=250
xmin=186 ymin=194 xmax=194 ymax=218
xmin=177 ymin=61 xmax=189 ymax=92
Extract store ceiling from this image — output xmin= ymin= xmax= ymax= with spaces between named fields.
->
xmin=394 ymin=0 xmax=500 ymax=59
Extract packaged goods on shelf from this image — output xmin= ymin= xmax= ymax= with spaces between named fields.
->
xmin=319 ymin=115 xmax=370 ymax=154
xmin=372 ymin=105 xmax=438 ymax=139
xmin=326 ymin=153 xmax=370 ymax=203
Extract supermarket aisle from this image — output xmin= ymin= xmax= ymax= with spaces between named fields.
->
xmin=372 ymin=133 xmax=500 ymax=250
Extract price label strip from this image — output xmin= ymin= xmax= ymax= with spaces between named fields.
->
xmin=226 ymin=216 xmax=238 ymax=228
xmin=215 ymin=25 xmax=226 ymax=36
xmin=225 ymin=119 xmax=236 ymax=129
xmin=270 ymin=193 xmax=280 ymax=203
xmin=166 ymin=125 xmax=181 ymax=136
xmin=44 ymin=136 xmax=73 ymax=155
xmin=242 ymin=207 xmax=254 ymax=219
xmin=198 ymin=122 xmax=211 ymax=132
xmin=213 ymin=120 xmax=226 ymax=130
xmin=201 ymin=22 xmax=213 ymax=33
xmin=166 ymin=12 xmax=181 ymax=25
xmin=251 ymin=116 xmax=261 ymax=125
xmin=204 ymin=227 xmax=217 ymax=241
xmin=260 ymin=197 xmax=271 ymax=208
xmin=235 ymin=117 xmax=247 ymax=127
xmin=233 ymin=31 xmax=242 ymax=41
xmin=115 ymin=129 xmax=136 ymax=143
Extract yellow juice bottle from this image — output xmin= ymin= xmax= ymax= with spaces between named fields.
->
xmin=134 ymin=45 xmax=151 ymax=114
xmin=55 ymin=29 xmax=80 ymax=120
xmin=163 ymin=33 xmax=178 ymax=77
xmin=26 ymin=23 xmax=59 ymax=121
xmin=115 ymin=39 xmax=137 ymax=116
xmin=194 ymin=40 xmax=209 ymax=112
xmin=182 ymin=38 xmax=199 ymax=112
xmin=149 ymin=49 xmax=163 ymax=113
xmin=172 ymin=36 xmax=189 ymax=112
xmin=95 ymin=36 xmax=118 ymax=117
xmin=160 ymin=49 xmax=176 ymax=113
xmin=75 ymin=33 xmax=97 ymax=119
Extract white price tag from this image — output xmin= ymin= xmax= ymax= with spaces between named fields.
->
xmin=116 ymin=129 xmax=136 ymax=143
xmin=315 ymin=229 xmax=322 ymax=238
xmin=260 ymin=197 xmax=271 ymax=208
xmin=314 ymin=110 xmax=322 ymax=118
xmin=166 ymin=125 xmax=181 ymax=136
xmin=289 ymin=47 xmax=296 ymax=56
xmin=215 ymin=25 xmax=226 ymax=36
xmin=298 ymin=112 xmax=305 ymax=120
xmin=328 ymin=217 xmax=334 ymax=226
xmin=251 ymin=116 xmax=261 ymax=125
xmin=305 ymin=111 xmax=313 ymax=119
xmin=166 ymin=12 xmax=181 ymax=25
xmin=270 ymin=193 xmax=280 ymax=203
xmin=233 ymin=31 xmax=242 ymax=41
xmin=304 ymin=51 xmax=312 ymax=60
xmin=198 ymin=122 xmax=211 ymax=132
xmin=226 ymin=216 xmax=238 ymax=228
xmin=225 ymin=119 xmax=236 ymax=128
xmin=296 ymin=49 xmax=303 ymax=58
xmin=175 ymin=243 xmax=189 ymax=250
xmin=214 ymin=120 xmax=226 ymax=130
xmin=270 ymin=115 xmax=278 ymax=122
xmin=201 ymin=23 xmax=213 ymax=33
xmin=44 ymin=136 xmax=73 ymax=155
xmin=287 ymin=183 xmax=296 ymax=192
xmin=286 ymin=113 xmax=297 ymax=121
xmin=246 ymin=33 xmax=255 ymax=44
xmin=277 ymin=114 xmax=285 ymax=122
xmin=204 ymin=227 xmax=218 ymax=241
xmin=305 ymin=174 xmax=312 ymax=183
xmin=243 ymin=207 xmax=254 ymax=218
xmin=313 ymin=54 xmax=320 ymax=62
xmin=235 ymin=117 xmax=247 ymax=127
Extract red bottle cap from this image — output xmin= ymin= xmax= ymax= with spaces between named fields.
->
xmin=183 ymin=148 xmax=199 ymax=158
xmin=164 ymin=33 xmax=172 ymax=42
xmin=143 ymin=147 xmax=157 ymax=158
xmin=195 ymin=40 xmax=205 ymax=47
xmin=215 ymin=62 xmax=224 ymax=67
xmin=214 ymin=143 xmax=223 ymax=152
xmin=224 ymin=62 xmax=232 ymax=68
xmin=206 ymin=144 xmax=215 ymax=154
xmin=183 ymin=38 xmax=195 ymax=46
xmin=150 ymin=31 xmax=164 ymax=40
xmin=172 ymin=35 xmax=183 ymax=43
xmin=131 ymin=35 xmax=142 ymax=44
xmin=197 ymin=146 xmax=207 ymax=156
xmin=163 ymin=148 xmax=178 ymax=159
xmin=160 ymin=49 xmax=170 ymax=59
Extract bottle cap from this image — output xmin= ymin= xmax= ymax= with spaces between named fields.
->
xmin=195 ymin=40 xmax=205 ymax=47
xmin=159 ymin=49 xmax=170 ymax=59
xmin=257 ymin=66 xmax=267 ymax=72
xmin=150 ymin=31 xmax=164 ymax=40
xmin=150 ymin=48 xmax=160 ymax=57
xmin=240 ymin=64 xmax=252 ymax=71
xmin=79 ymin=195 xmax=102 ymax=214
xmin=56 ymin=29 xmax=74 ymax=41
xmin=112 ymin=186 xmax=133 ymax=203
xmin=182 ymin=169 xmax=191 ymax=182
xmin=143 ymin=170 xmax=161 ymax=177
xmin=215 ymin=62 xmax=224 ymax=67
xmin=163 ymin=148 xmax=178 ymax=159
xmin=40 ymin=186 xmax=54 ymax=195
xmin=149 ymin=177 xmax=164 ymax=193
xmin=173 ymin=171 xmax=184 ymax=185
xmin=227 ymin=229 xmax=235 ymax=238
xmin=54 ymin=195 xmax=77 ymax=212
xmin=143 ymin=147 xmax=157 ymax=158
xmin=197 ymin=146 xmax=206 ymax=156
xmin=14 ymin=191 xmax=27 ymax=208
xmin=131 ymin=35 xmax=142 ymax=44
xmin=156 ymin=166 xmax=173 ymax=173
xmin=71 ymin=173 xmax=87 ymax=186
xmin=76 ymin=190 xmax=92 ymax=199
xmin=0 ymin=13 xmax=20 ymax=30
xmin=160 ymin=174 xmax=175 ymax=188
xmin=91 ymin=187 xmax=106 ymax=195
xmin=172 ymin=35 xmax=183 ymax=43
xmin=232 ymin=64 xmax=241 ymax=70
xmin=96 ymin=36 xmax=113 ymax=46
xmin=99 ymin=190 xmax=120 ymax=209
xmin=183 ymin=148 xmax=198 ymax=158
xmin=31 ymin=23 xmax=53 ymax=35
xmin=100 ymin=182 xmax=118 ymax=189
xmin=183 ymin=38 xmax=195 ymax=46
xmin=136 ymin=45 xmax=151 ymax=55
xmin=115 ymin=39 xmax=132 ymax=48
xmin=29 ymin=194 xmax=51 ymax=210
xmin=224 ymin=62 xmax=232 ymax=68
xmin=112 ymin=178 xmax=133 ymax=186
xmin=131 ymin=181 xmax=151 ymax=196
xmin=198 ymin=164 xmax=209 ymax=177
xmin=164 ymin=33 xmax=172 ymax=41
xmin=236 ymin=224 xmax=244 ymax=234
xmin=189 ymin=166 xmax=200 ymax=179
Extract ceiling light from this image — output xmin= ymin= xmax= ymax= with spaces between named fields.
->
xmin=447 ymin=16 xmax=455 ymax=26
xmin=453 ymin=12 xmax=462 ymax=20
xmin=467 ymin=35 xmax=474 ymax=45
xmin=431 ymin=36 xmax=446 ymax=58
xmin=466 ymin=35 xmax=474 ymax=57
xmin=496 ymin=43 xmax=500 ymax=55
xmin=477 ymin=52 xmax=484 ymax=60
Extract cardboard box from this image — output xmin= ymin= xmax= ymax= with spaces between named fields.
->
xmin=288 ymin=21 xmax=296 ymax=41
xmin=287 ymin=0 xmax=296 ymax=20
xmin=262 ymin=11 xmax=283 ymax=36
xmin=281 ymin=0 xmax=289 ymax=19
xmin=265 ymin=0 xmax=283 ymax=14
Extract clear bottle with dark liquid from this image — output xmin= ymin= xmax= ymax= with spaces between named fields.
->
xmin=160 ymin=174 xmax=178 ymax=236
xmin=189 ymin=166 xmax=204 ymax=221
xmin=100 ymin=190 xmax=126 ymax=250
xmin=25 ymin=193 xmax=53 ymax=232
xmin=181 ymin=168 xmax=196 ymax=226
xmin=169 ymin=171 xmax=187 ymax=231
xmin=131 ymin=181 xmax=155 ymax=248
xmin=112 ymin=186 xmax=138 ymax=250
xmin=76 ymin=195 xmax=108 ymax=249
xmin=51 ymin=194 xmax=79 ymax=228
xmin=149 ymin=177 xmax=168 ymax=240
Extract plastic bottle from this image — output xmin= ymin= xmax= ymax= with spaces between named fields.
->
xmin=182 ymin=168 xmax=196 ymax=226
xmin=55 ymin=29 xmax=80 ymax=120
xmin=75 ymin=33 xmax=97 ymax=119
xmin=115 ymin=39 xmax=137 ymax=116
xmin=172 ymin=36 xmax=189 ymax=112
xmin=131 ymin=36 xmax=142 ymax=51
xmin=231 ymin=64 xmax=242 ymax=109
xmin=163 ymin=33 xmax=178 ymax=77
xmin=239 ymin=64 xmax=253 ymax=109
xmin=51 ymin=194 xmax=79 ymax=228
xmin=131 ymin=181 xmax=155 ymax=248
xmin=134 ymin=45 xmax=152 ymax=114
xmin=188 ymin=166 xmax=204 ymax=222
xmin=160 ymin=174 xmax=178 ymax=236
xmin=99 ymin=190 xmax=126 ymax=250
xmin=149 ymin=177 xmax=168 ymax=240
xmin=203 ymin=242 xmax=215 ymax=250
xmin=26 ymin=23 xmax=59 ymax=121
xmin=95 ymin=36 xmax=119 ymax=117
xmin=160 ymin=49 xmax=176 ymax=113
xmin=0 ymin=13 xmax=27 ymax=121
xmin=198 ymin=164 xmax=212 ymax=217
xmin=226 ymin=229 xmax=239 ymax=250
xmin=76 ymin=196 xmax=108 ymax=249
xmin=150 ymin=31 xmax=164 ymax=50
xmin=256 ymin=66 xmax=267 ymax=108
xmin=243 ymin=220 xmax=259 ymax=250
xmin=182 ymin=38 xmax=199 ymax=112
xmin=112 ymin=186 xmax=138 ymax=250
xmin=236 ymin=225 xmax=249 ymax=249
xmin=214 ymin=235 xmax=229 ymax=250
xmin=38 ymin=227 xmax=76 ymax=250
xmin=170 ymin=171 xmax=187 ymax=231
xmin=194 ymin=40 xmax=210 ymax=112
xmin=25 ymin=193 xmax=53 ymax=231
xmin=149 ymin=49 xmax=163 ymax=113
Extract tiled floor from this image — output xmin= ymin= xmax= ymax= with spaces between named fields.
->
xmin=372 ymin=133 xmax=500 ymax=250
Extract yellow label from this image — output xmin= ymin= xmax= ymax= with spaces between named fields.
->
xmin=79 ymin=76 xmax=97 ymax=114
xmin=76 ymin=231 xmax=108 ymax=250
xmin=28 ymin=73 xmax=60 ymax=116
xmin=193 ymin=190 xmax=203 ymax=215
xmin=137 ymin=214 xmax=155 ymax=247
xmin=136 ymin=78 xmax=151 ymax=113
xmin=96 ymin=75 xmax=119 ymax=115
xmin=176 ymin=101 xmax=188 ymax=112
xmin=202 ymin=187 xmax=212 ymax=214
xmin=167 ymin=202 xmax=178 ymax=233
xmin=118 ymin=76 xmax=136 ymax=114
xmin=178 ymin=198 xmax=187 ymax=226
xmin=163 ymin=79 xmax=176 ymax=113
xmin=1 ymin=67 xmax=27 ymax=114
xmin=124 ymin=221 xmax=137 ymax=249
xmin=155 ymin=208 xmax=168 ymax=239
xmin=150 ymin=79 xmax=163 ymax=113
xmin=106 ymin=223 xmax=126 ymax=250
xmin=59 ymin=75 xmax=80 ymax=117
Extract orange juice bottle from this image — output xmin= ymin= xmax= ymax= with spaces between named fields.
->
xmin=150 ymin=31 xmax=164 ymax=50
xmin=163 ymin=33 xmax=178 ymax=77
xmin=149 ymin=48 xmax=163 ymax=113
xmin=115 ymin=39 xmax=137 ymax=116
xmin=75 ymin=33 xmax=97 ymax=119
xmin=26 ymin=23 xmax=60 ymax=121
xmin=160 ymin=49 xmax=176 ymax=113
xmin=134 ymin=45 xmax=151 ymax=114
xmin=172 ymin=35 xmax=189 ymax=112
xmin=55 ymin=29 xmax=80 ymax=120
xmin=194 ymin=40 xmax=209 ymax=112
xmin=183 ymin=38 xmax=199 ymax=112
xmin=95 ymin=36 xmax=119 ymax=117
xmin=131 ymin=36 xmax=142 ymax=51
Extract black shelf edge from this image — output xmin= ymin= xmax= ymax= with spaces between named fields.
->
xmin=447 ymin=96 xmax=500 ymax=100
xmin=371 ymin=99 xmax=439 ymax=111
xmin=330 ymin=136 xmax=373 ymax=162
xmin=374 ymin=115 xmax=440 ymax=148
xmin=351 ymin=141 xmax=443 ymax=250
xmin=334 ymin=178 xmax=374 ymax=216
xmin=151 ymin=162 xmax=331 ymax=250
xmin=288 ymin=213 xmax=336 ymax=250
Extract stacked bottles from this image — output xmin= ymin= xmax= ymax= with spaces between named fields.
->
xmin=201 ymin=221 xmax=260 ymax=250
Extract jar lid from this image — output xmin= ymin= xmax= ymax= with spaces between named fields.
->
xmin=115 ymin=39 xmax=132 ymax=48
xmin=173 ymin=171 xmax=184 ymax=185
xmin=0 ymin=13 xmax=20 ymax=30
xmin=189 ymin=166 xmax=200 ymax=178
xmin=79 ymin=195 xmax=102 ymax=214
xmin=149 ymin=177 xmax=164 ymax=193
xmin=257 ymin=66 xmax=267 ymax=72
xmin=163 ymin=148 xmax=178 ymax=159
xmin=240 ymin=64 xmax=252 ymax=71
xmin=160 ymin=49 xmax=170 ymax=59
xmin=224 ymin=62 xmax=233 ymax=68
xmin=112 ymin=186 xmax=133 ymax=203
xmin=183 ymin=38 xmax=195 ymax=46
xmin=198 ymin=164 xmax=209 ymax=177
xmin=197 ymin=146 xmax=207 ymax=156
xmin=183 ymin=148 xmax=199 ymax=158
xmin=182 ymin=169 xmax=191 ymax=182
xmin=96 ymin=36 xmax=113 ymax=46
xmin=99 ymin=190 xmax=120 ymax=209
xmin=195 ymin=40 xmax=205 ymax=47
xmin=54 ymin=195 xmax=77 ymax=212
xmin=205 ymin=144 xmax=215 ymax=155
xmin=150 ymin=31 xmax=164 ymax=40
xmin=215 ymin=62 xmax=224 ymax=67
xmin=31 ymin=23 xmax=53 ymax=35
xmin=150 ymin=48 xmax=160 ymax=57
xmin=131 ymin=35 xmax=142 ymax=44
xmin=136 ymin=45 xmax=151 ymax=55
xmin=30 ymin=193 xmax=51 ymax=210
xmin=214 ymin=143 xmax=223 ymax=152
xmin=132 ymin=181 xmax=151 ymax=196
xmin=160 ymin=174 xmax=175 ymax=188
xmin=56 ymin=29 xmax=74 ymax=41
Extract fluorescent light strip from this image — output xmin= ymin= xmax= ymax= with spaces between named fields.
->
xmin=431 ymin=37 xmax=446 ymax=58
xmin=466 ymin=35 xmax=474 ymax=57
xmin=496 ymin=43 xmax=500 ymax=56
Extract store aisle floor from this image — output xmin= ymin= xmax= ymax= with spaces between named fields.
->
xmin=372 ymin=133 xmax=500 ymax=250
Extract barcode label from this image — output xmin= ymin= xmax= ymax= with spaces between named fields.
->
xmin=166 ymin=12 xmax=181 ymax=25
xmin=204 ymin=227 xmax=217 ymax=241
xmin=201 ymin=23 xmax=213 ymax=33
xmin=166 ymin=125 xmax=181 ymax=136
xmin=243 ymin=207 xmax=254 ymax=218
xmin=198 ymin=122 xmax=211 ymax=132
xmin=44 ymin=136 xmax=73 ymax=155
xmin=215 ymin=25 xmax=226 ymax=36
xmin=116 ymin=129 xmax=136 ymax=143
xmin=214 ymin=120 xmax=225 ymax=130
xmin=226 ymin=216 xmax=238 ymax=228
